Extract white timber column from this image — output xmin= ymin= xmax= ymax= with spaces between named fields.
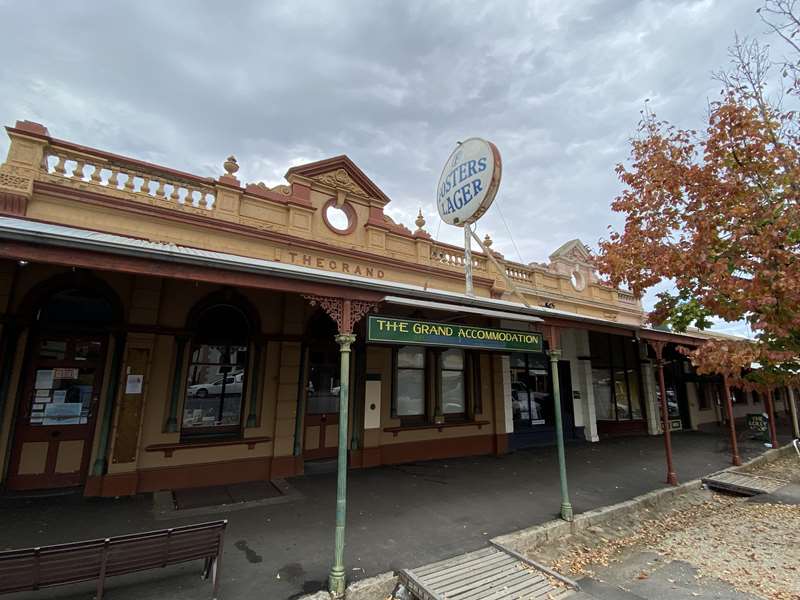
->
xmin=572 ymin=329 xmax=598 ymax=442
xmin=641 ymin=358 xmax=661 ymax=435
xmin=500 ymin=355 xmax=514 ymax=435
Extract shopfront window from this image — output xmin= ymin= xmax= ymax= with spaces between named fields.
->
xmin=589 ymin=332 xmax=644 ymax=422
xmin=510 ymin=352 xmax=551 ymax=428
xmin=395 ymin=346 xmax=425 ymax=418
xmin=183 ymin=344 xmax=248 ymax=430
xmin=182 ymin=303 xmax=252 ymax=435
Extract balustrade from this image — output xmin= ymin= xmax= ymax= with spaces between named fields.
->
xmin=45 ymin=147 xmax=216 ymax=210
xmin=430 ymin=244 xmax=487 ymax=271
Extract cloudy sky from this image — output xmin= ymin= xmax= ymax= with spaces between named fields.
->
xmin=0 ymin=0 xmax=767 ymax=333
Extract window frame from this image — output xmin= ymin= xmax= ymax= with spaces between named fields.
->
xmin=440 ymin=348 xmax=467 ymax=422
xmin=392 ymin=345 xmax=427 ymax=424
xmin=390 ymin=345 xmax=481 ymax=426
xmin=181 ymin=342 xmax=250 ymax=439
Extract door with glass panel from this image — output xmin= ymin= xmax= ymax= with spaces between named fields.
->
xmin=7 ymin=335 xmax=106 ymax=490
xmin=304 ymin=345 xmax=341 ymax=460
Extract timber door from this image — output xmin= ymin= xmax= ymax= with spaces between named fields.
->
xmin=6 ymin=334 xmax=107 ymax=491
xmin=303 ymin=345 xmax=340 ymax=460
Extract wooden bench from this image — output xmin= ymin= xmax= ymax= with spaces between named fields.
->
xmin=0 ymin=519 xmax=227 ymax=599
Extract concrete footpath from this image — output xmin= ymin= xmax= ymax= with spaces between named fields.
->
xmin=0 ymin=430 xmax=792 ymax=600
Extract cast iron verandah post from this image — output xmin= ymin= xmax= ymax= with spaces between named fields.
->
xmin=547 ymin=326 xmax=573 ymax=521
xmin=722 ymin=374 xmax=742 ymax=466
xmin=302 ymin=295 xmax=376 ymax=598
xmin=650 ymin=341 xmax=678 ymax=486
xmin=765 ymin=387 xmax=779 ymax=449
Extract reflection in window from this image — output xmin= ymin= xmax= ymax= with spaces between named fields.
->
xmin=589 ymin=332 xmax=644 ymax=422
xmin=183 ymin=344 xmax=248 ymax=430
xmin=307 ymin=349 xmax=340 ymax=415
xmin=441 ymin=349 xmax=465 ymax=416
xmin=510 ymin=353 xmax=552 ymax=428
xmin=395 ymin=346 xmax=425 ymax=417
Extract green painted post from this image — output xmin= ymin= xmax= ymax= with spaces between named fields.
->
xmin=166 ymin=336 xmax=187 ymax=433
xmin=245 ymin=343 xmax=263 ymax=428
xmin=329 ymin=332 xmax=356 ymax=597
xmin=549 ymin=348 xmax=573 ymax=521
xmin=92 ymin=332 xmax=126 ymax=476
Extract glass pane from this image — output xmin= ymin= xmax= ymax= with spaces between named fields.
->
xmin=183 ymin=346 xmax=247 ymax=429
xmin=306 ymin=364 xmax=340 ymax=415
xmin=627 ymin=368 xmax=642 ymax=419
xmin=442 ymin=371 xmax=465 ymax=414
xmin=510 ymin=353 xmax=526 ymax=369
xmin=592 ymin=368 xmax=614 ymax=420
xmin=589 ymin=332 xmax=611 ymax=368
xmin=30 ymin=367 xmax=95 ymax=426
xmin=441 ymin=349 xmax=464 ymax=370
xmin=39 ymin=340 xmax=67 ymax=360
xmin=75 ymin=340 xmax=102 ymax=362
xmin=614 ymin=368 xmax=630 ymax=419
xmin=397 ymin=346 xmax=424 ymax=369
xmin=397 ymin=369 xmax=424 ymax=416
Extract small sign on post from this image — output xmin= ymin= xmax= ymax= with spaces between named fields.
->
xmin=747 ymin=413 xmax=770 ymax=442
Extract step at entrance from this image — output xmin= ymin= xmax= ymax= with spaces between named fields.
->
xmin=702 ymin=470 xmax=788 ymax=496
xmin=398 ymin=544 xmax=577 ymax=600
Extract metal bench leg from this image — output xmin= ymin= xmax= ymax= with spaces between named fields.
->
xmin=211 ymin=556 xmax=221 ymax=600
xmin=202 ymin=556 xmax=211 ymax=579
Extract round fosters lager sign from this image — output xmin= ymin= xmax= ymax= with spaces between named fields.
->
xmin=437 ymin=137 xmax=502 ymax=226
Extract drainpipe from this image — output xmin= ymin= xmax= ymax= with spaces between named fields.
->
xmin=293 ymin=344 xmax=308 ymax=457
xmin=245 ymin=343 xmax=263 ymax=428
xmin=0 ymin=323 xmax=20 ymax=483
xmin=92 ymin=332 xmax=126 ymax=476
xmin=165 ymin=335 xmax=188 ymax=432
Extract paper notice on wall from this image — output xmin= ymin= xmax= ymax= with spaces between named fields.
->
xmin=125 ymin=374 xmax=143 ymax=395
xmin=53 ymin=390 xmax=67 ymax=403
xmin=35 ymin=389 xmax=51 ymax=398
xmin=53 ymin=368 xmax=79 ymax=380
xmin=35 ymin=369 xmax=54 ymax=390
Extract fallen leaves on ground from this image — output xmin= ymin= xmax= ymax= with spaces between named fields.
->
xmin=547 ymin=457 xmax=800 ymax=600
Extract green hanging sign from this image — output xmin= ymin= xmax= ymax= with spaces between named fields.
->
xmin=367 ymin=315 xmax=542 ymax=353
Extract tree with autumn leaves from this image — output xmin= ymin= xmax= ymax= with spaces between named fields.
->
xmin=598 ymin=1 xmax=800 ymax=388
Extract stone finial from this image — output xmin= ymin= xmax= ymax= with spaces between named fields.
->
xmin=415 ymin=209 xmax=426 ymax=232
xmin=223 ymin=155 xmax=239 ymax=178
xmin=483 ymin=233 xmax=493 ymax=248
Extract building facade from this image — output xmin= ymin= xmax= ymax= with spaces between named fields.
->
xmin=0 ymin=121 xmax=793 ymax=498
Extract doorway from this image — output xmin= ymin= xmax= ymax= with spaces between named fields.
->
xmin=302 ymin=313 xmax=341 ymax=461
xmin=6 ymin=282 xmax=119 ymax=492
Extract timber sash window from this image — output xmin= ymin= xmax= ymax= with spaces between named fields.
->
xmin=395 ymin=346 xmax=425 ymax=419
xmin=392 ymin=346 xmax=480 ymax=424
xmin=441 ymin=349 xmax=465 ymax=417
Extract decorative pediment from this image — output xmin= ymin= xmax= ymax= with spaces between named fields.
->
xmin=285 ymin=155 xmax=391 ymax=206
xmin=313 ymin=168 xmax=368 ymax=197
xmin=549 ymin=239 xmax=593 ymax=264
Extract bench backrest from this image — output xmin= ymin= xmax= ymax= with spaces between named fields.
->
xmin=0 ymin=520 xmax=226 ymax=594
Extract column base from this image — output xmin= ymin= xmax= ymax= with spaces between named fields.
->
xmin=329 ymin=568 xmax=346 ymax=598
xmin=560 ymin=502 xmax=574 ymax=522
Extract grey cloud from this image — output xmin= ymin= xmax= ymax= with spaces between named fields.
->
xmin=0 ymin=0 xmax=764 ymax=316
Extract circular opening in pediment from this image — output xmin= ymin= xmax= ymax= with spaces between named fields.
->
xmin=326 ymin=205 xmax=349 ymax=230
xmin=322 ymin=199 xmax=357 ymax=235
xmin=570 ymin=269 xmax=586 ymax=291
